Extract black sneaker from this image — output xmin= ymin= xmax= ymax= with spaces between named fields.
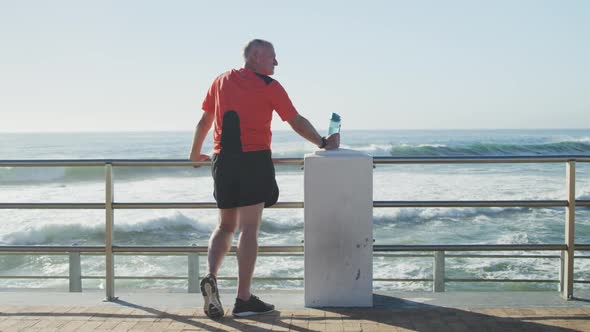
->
xmin=232 ymin=295 xmax=275 ymax=317
xmin=200 ymin=274 xmax=223 ymax=319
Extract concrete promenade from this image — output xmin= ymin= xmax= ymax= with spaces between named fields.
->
xmin=1 ymin=290 xmax=590 ymax=331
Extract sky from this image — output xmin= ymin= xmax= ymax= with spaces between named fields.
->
xmin=0 ymin=0 xmax=589 ymax=132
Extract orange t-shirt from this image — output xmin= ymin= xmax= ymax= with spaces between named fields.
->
xmin=202 ymin=68 xmax=299 ymax=153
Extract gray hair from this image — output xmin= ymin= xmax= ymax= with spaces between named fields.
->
xmin=243 ymin=39 xmax=273 ymax=61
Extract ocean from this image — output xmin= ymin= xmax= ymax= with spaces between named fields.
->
xmin=1 ymin=129 xmax=590 ymax=292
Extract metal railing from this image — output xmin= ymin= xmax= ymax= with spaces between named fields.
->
xmin=1 ymin=156 xmax=589 ymax=300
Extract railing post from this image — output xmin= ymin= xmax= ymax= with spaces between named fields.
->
xmin=105 ymin=163 xmax=116 ymax=301
xmin=188 ymin=244 xmax=200 ymax=293
xmin=433 ymin=251 xmax=445 ymax=292
xmin=559 ymin=250 xmax=565 ymax=293
xmin=69 ymin=248 xmax=82 ymax=292
xmin=562 ymin=160 xmax=575 ymax=299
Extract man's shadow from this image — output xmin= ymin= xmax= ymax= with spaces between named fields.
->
xmin=113 ymin=299 xmax=295 ymax=332
xmin=112 ymin=299 xmax=222 ymax=330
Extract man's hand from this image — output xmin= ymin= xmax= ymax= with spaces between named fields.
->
xmin=323 ymin=133 xmax=340 ymax=150
xmin=190 ymin=154 xmax=211 ymax=168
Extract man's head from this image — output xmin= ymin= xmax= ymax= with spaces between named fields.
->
xmin=243 ymin=39 xmax=278 ymax=76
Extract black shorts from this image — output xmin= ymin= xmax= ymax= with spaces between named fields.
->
xmin=211 ymin=150 xmax=279 ymax=209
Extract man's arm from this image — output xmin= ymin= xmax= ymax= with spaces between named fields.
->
xmin=287 ymin=114 xmax=340 ymax=149
xmin=189 ymin=111 xmax=215 ymax=162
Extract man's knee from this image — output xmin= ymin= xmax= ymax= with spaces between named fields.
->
xmin=217 ymin=223 xmax=237 ymax=234
xmin=217 ymin=207 xmax=238 ymax=233
xmin=239 ymin=222 xmax=260 ymax=234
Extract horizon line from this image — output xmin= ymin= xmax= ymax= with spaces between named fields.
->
xmin=2 ymin=128 xmax=590 ymax=134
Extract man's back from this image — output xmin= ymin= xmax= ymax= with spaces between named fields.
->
xmin=203 ymin=68 xmax=297 ymax=154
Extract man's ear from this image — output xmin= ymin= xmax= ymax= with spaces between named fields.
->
xmin=250 ymin=48 xmax=261 ymax=62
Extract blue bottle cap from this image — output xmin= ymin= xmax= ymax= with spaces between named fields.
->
xmin=331 ymin=113 xmax=341 ymax=122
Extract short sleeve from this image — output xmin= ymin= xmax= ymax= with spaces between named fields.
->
xmin=201 ymin=80 xmax=216 ymax=113
xmin=270 ymin=81 xmax=298 ymax=122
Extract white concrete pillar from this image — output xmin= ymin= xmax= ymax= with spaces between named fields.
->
xmin=304 ymin=149 xmax=373 ymax=307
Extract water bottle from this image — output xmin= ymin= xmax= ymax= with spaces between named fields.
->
xmin=328 ymin=112 xmax=341 ymax=135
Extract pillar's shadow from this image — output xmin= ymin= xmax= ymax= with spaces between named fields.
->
xmin=318 ymin=294 xmax=583 ymax=332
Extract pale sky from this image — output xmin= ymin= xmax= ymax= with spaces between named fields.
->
xmin=1 ymin=0 xmax=589 ymax=132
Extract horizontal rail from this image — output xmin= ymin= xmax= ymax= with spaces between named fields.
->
xmin=0 ymin=252 xmax=304 ymax=258
xmin=0 ymin=245 xmax=302 ymax=254
xmin=113 ymin=202 xmax=304 ymax=209
xmin=373 ymin=278 xmax=588 ymax=283
xmin=0 ymin=202 xmax=304 ymax=209
xmin=374 ymin=200 xmax=567 ymax=208
xmin=445 ymin=254 xmax=560 ymax=259
xmin=6 ymin=244 xmax=590 ymax=254
xmin=0 ymin=160 xmax=107 ymax=167
xmin=115 ymin=203 xmax=217 ymax=209
xmin=5 ymin=252 xmax=590 ymax=259
xmin=373 ymin=244 xmax=567 ymax=251
xmin=4 ymin=273 xmax=589 ymax=284
xmin=375 ymin=278 xmax=588 ymax=283
xmin=112 ymin=159 xmax=304 ymax=167
xmin=3 ymin=155 xmax=590 ymax=168
xmin=112 ymin=245 xmax=303 ymax=253
xmin=0 ymin=275 xmax=556 ymax=284
xmin=0 ymin=275 xmax=304 ymax=281
xmin=0 ymin=276 xmax=70 ymax=279
xmin=374 ymin=278 xmax=432 ymax=282
xmin=373 ymin=156 xmax=590 ymax=164
xmin=447 ymin=278 xmax=558 ymax=283
xmin=0 ymin=203 xmax=105 ymax=209
xmin=87 ymin=276 xmax=187 ymax=280
xmin=104 ymin=276 xmax=306 ymax=281
xmin=378 ymin=254 xmax=562 ymax=259
xmin=0 ymin=246 xmax=105 ymax=253
xmin=4 ymin=200 xmax=587 ymax=210
xmin=0 ymin=159 xmax=302 ymax=167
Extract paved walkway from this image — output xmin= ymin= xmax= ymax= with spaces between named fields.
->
xmin=1 ymin=291 xmax=590 ymax=331
xmin=2 ymin=305 xmax=590 ymax=331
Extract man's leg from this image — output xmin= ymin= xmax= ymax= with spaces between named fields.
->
xmin=236 ymin=202 xmax=264 ymax=300
xmin=201 ymin=207 xmax=238 ymax=319
xmin=208 ymin=208 xmax=238 ymax=276
xmin=231 ymin=202 xmax=275 ymax=317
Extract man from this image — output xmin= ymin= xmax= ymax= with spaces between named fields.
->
xmin=189 ymin=39 xmax=339 ymax=319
